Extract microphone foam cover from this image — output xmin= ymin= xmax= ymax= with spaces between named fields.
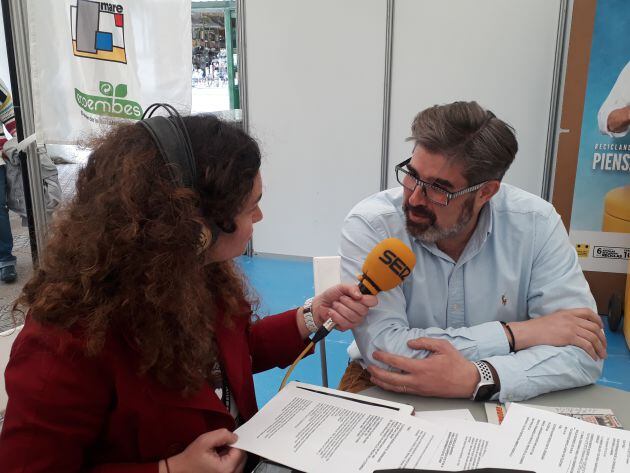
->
xmin=359 ymin=238 xmax=416 ymax=295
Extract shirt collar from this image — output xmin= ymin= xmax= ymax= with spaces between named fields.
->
xmin=462 ymin=200 xmax=493 ymax=261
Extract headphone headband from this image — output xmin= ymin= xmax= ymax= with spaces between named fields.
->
xmin=139 ymin=103 xmax=222 ymax=245
xmin=139 ymin=103 xmax=197 ymax=188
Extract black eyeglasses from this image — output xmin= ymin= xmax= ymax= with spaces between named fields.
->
xmin=394 ymin=158 xmax=487 ymax=206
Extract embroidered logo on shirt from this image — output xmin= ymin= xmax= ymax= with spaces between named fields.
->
xmin=501 ymin=295 xmax=508 ymax=306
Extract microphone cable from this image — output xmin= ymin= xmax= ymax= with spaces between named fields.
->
xmin=279 ymin=341 xmax=315 ymax=390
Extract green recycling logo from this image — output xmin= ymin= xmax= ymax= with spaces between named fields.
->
xmin=75 ymin=81 xmax=143 ymax=120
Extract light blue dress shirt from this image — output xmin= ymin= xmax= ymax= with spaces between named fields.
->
xmin=340 ymin=184 xmax=602 ymax=402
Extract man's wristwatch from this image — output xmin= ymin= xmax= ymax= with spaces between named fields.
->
xmin=302 ymin=297 xmax=319 ymax=334
xmin=471 ymin=361 xmax=498 ymax=401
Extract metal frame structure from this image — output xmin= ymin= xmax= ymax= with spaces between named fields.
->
xmin=543 ymin=0 xmax=571 ymax=202
xmin=236 ymin=0 xmax=254 ymax=258
xmin=191 ymin=1 xmax=239 ymax=110
xmin=2 ymin=0 xmax=48 ymax=264
xmin=380 ymin=0 xmax=395 ymax=191
xmin=224 ymin=6 xmax=239 ymax=110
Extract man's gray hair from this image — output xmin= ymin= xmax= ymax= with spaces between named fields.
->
xmin=409 ymin=101 xmax=518 ymax=185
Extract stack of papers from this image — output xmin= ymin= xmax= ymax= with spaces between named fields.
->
xmin=490 ymin=403 xmax=630 ymax=471
xmin=234 ymin=382 xmax=630 ymax=473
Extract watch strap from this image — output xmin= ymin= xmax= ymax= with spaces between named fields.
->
xmin=471 ymin=360 xmax=496 ymax=401
xmin=302 ymin=297 xmax=318 ymax=334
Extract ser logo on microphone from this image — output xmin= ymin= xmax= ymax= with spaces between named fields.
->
xmin=378 ymin=249 xmax=411 ymax=279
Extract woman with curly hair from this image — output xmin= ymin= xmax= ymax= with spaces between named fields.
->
xmin=0 ymin=113 xmax=377 ymax=473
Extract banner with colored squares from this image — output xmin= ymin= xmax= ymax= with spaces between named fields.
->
xmin=71 ymin=0 xmax=127 ymax=64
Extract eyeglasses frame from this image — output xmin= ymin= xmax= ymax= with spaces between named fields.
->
xmin=394 ymin=157 xmax=489 ymax=206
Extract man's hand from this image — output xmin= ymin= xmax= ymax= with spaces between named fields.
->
xmin=368 ymin=338 xmax=479 ymax=399
xmin=606 ymin=105 xmax=630 ymax=133
xmin=509 ymin=308 xmax=607 ymax=360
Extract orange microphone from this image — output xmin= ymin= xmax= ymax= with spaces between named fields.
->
xmin=311 ymin=238 xmax=416 ymax=344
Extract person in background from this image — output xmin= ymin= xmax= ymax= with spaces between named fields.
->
xmin=338 ymin=101 xmax=605 ymax=403
xmin=0 ymin=113 xmax=377 ymax=472
xmin=0 ymin=78 xmax=17 ymax=283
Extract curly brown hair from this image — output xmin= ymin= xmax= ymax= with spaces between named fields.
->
xmin=14 ymin=114 xmax=261 ymax=392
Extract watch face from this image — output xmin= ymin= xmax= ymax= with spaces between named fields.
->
xmin=475 ymin=383 xmax=496 ymax=401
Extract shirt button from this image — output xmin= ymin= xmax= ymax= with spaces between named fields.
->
xmin=452 ymin=304 xmax=460 ymax=310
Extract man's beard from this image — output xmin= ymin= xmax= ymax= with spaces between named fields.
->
xmin=404 ymin=195 xmax=475 ymax=243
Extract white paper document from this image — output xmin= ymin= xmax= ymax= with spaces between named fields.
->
xmin=487 ymin=403 xmax=630 ymax=472
xmin=414 ymin=409 xmax=475 ymax=423
xmin=423 ymin=419 xmax=502 ymax=471
xmin=234 ymin=382 xmax=500 ymax=473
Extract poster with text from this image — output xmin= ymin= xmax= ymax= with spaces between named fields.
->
xmin=569 ymin=0 xmax=630 ymax=273
xmin=27 ymin=0 xmax=192 ymax=144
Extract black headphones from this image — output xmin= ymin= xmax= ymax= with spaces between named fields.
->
xmin=139 ymin=103 xmax=221 ymax=245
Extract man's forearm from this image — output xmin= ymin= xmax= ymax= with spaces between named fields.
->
xmin=483 ymin=344 xmax=603 ymax=402
xmin=355 ymin=319 xmax=511 ymax=367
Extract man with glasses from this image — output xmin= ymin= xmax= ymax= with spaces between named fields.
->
xmin=338 ymin=101 xmax=605 ymax=402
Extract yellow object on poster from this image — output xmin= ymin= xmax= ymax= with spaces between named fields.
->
xmin=576 ymin=244 xmax=590 ymax=258
xmin=602 ymin=186 xmax=630 ymax=233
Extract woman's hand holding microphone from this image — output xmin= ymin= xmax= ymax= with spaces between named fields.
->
xmin=296 ymin=284 xmax=378 ymax=339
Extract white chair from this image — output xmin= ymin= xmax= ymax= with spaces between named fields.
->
xmin=313 ymin=256 xmax=341 ymax=387
xmin=0 ymin=325 xmax=23 ymax=413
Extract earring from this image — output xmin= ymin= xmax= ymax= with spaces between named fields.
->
xmin=196 ymin=222 xmax=213 ymax=255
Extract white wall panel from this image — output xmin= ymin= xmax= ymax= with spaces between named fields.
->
xmin=386 ymin=0 xmax=562 ymax=196
xmin=245 ymin=0 xmax=387 ymax=258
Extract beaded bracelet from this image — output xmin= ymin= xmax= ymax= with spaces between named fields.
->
xmin=500 ymin=321 xmax=516 ymax=352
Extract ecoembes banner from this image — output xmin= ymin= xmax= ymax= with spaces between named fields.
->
xmin=27 ymin=0 xmax=192 ymax=144
xmin=569 ymin=0 xmax=630 ymax=274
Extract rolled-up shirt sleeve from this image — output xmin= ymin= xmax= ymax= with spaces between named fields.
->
xmin=484 ymin=210 xmax=602 ymax=402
